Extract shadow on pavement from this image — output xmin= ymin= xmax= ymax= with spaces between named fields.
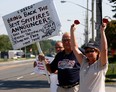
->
xmin=0 ymin=80 xmax=50 ymax=90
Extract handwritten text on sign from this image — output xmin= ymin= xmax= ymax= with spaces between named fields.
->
xmin=3 ymin=0 xmax=61 ymax=49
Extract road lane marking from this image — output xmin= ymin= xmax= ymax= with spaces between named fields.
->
xmin=17 ymin=76 xmax=23 ymax=79
xmin=30 ymin=72 xmax=35 ymax=75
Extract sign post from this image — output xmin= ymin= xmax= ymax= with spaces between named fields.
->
xmin=36 ymin=42 xmax=51 ymax=83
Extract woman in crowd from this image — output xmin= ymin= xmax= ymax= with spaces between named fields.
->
xmin=70 ymin=20 xmax=108 ymax=92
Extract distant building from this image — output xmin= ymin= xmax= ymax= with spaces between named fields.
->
xmin=8 ymin=50 xmax=24 ymax=59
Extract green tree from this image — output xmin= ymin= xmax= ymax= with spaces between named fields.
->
xmin=21 ymin=43 xmax=38 ymax=55
xmin=21 ymin=40 xmax=56 ymax=56
xmin=0 ymin=34 xmax=56 ymax=55
xmin=105 ymin=20 xmax=116 ymax=49
xmin=40 ymin=40 xmax=56 ymax=55
xmin=109 ymin=0 xmax=116 ymax=18
xmin=0 ymin=35 xmax=12 ymax=51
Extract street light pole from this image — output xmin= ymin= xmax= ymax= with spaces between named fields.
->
xmin=61 ymin=0 xmax=92 ymax=12
xmin=61 ymin=0 xmax=95 ymax=43
xmin=61 ymin=0 xmax=91 ymax=44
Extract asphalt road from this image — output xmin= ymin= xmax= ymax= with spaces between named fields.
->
xmin=0 ymin=59 xmax=50 ymax=92
xmin=0 ymin=59 xmax=116 ymax=92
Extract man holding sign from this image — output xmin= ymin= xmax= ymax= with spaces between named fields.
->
xmin=39 ymin=32 xmax=80 ymax=92
xmin=50 ymin=41 xmax=64 ymax=92
xmin=34 ymin=41 xmax=64 ymax=92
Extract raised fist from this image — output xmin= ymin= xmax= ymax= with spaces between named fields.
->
xmin=74 ymin=20 xmax=80 ymax=25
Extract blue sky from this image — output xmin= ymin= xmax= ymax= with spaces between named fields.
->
xmin=0 ymin=0 xmax=114 ymax=47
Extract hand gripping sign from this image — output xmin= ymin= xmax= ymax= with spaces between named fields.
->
xmin=2 ymin=0 xmax=61 ymax=50
xmin=34 ymin=55 xmax=54 ymax=75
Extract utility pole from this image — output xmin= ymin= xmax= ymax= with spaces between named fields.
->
xmin=96 ymin=0 xmax=102 ymax=45
xmin=91 ymin=0 xmax=94 ymax=41
xmin=85 ymin=0 xmax=89 ymax=44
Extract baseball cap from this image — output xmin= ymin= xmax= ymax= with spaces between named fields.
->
xmin=84 ymin=41 xmax=100 ymax=50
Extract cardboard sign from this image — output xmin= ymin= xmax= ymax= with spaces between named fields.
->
xmin=34 ymin=56 xmax=54 ymax=75
xmin=3 ymin=0 xmax=61 ymax=49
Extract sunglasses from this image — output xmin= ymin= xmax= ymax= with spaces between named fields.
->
xmin=85 ymin=49 xmax=95 ymax=54
xmin=55 ymin=47 xmax=63 ymax=49
xmin=62 ymin=39 xmax=70 ymax=42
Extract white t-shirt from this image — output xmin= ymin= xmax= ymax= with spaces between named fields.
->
xmin=79 ymin=57 xmax=108 ymax=92
xmin=50 ymin=73 xmax=58 ymax=92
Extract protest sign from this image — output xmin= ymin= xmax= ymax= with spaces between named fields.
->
xmin=3 ymin=0 xmax=61 ymax=49
xmin=34 ymin=56 xmax=54 ymax=75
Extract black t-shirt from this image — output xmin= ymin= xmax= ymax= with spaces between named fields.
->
xmin=50 ymin=50 xmax=80 ymax=86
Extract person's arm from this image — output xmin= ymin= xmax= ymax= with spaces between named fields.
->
xmin=100 ymin=23 xmax=108 ymax=66
xmin=33 ymin=61 xmax=37 ymax=67
xmin=70 ymin=24 xmax=83 ymax=64
xmin=46 ymin=63 xmax=52 ymax=73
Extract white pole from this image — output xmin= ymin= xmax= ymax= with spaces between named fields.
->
xmin=36 ymin=42 xmax=51 ymax=84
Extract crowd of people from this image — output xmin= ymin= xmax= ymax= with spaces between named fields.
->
xmin=36 ymin=19 xmax=108 ymax=92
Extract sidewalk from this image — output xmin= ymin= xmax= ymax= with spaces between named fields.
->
xmin=106 ymin=85 xmax=116 ymax=92
xmin=0 ymin=58 xmax=35 ymax=71
xmin=0 ymin=58 xmax=35 ymax=66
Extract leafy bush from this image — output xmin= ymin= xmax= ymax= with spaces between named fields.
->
xmin=106 ymin=64 xmax=116 ymax=79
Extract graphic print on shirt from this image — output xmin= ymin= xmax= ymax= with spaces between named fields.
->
xmin=58 ymin=59 xmax=75 ymax=69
